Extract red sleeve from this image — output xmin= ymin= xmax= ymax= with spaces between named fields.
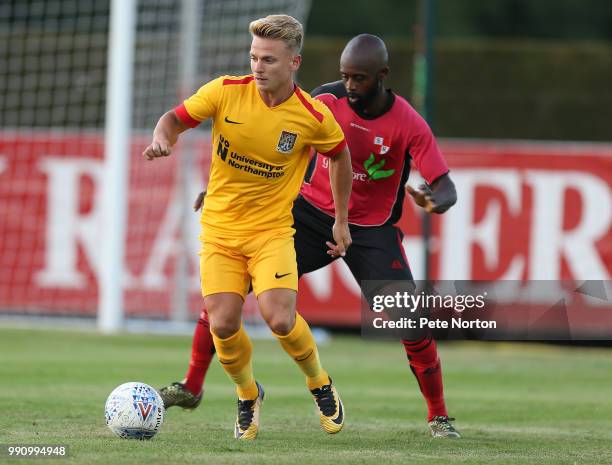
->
xmin=319 ymin=139 xmax=347 ymax=157
xmin=314 ymin=93 xmax=336 ymax=108
xmin=408 ymin=111 xmax=449 ymax=184
xmin=174 ymin=104 xmax=200 ymax=128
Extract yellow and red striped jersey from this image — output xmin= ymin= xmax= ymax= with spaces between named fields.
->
xmin=175 ymin=75 xmax=346 ymax=236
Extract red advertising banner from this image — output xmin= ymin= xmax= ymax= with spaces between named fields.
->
xmin=299 ymin=140 xmax=612 ymax=325
xmin=0 ymin=131 xmax=209 ymax=317
xmin=0 ymin=133 xmax=610 ymax=327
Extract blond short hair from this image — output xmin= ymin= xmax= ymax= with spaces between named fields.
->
xmin=249 ymin=14 xmax=304 ymax=53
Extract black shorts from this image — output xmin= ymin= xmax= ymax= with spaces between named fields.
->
xmin=292 ymin=196 xmax=414 ymax=301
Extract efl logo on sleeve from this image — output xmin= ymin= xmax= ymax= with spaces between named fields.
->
xmin=276 ymin=130 xmax=298 ymax=154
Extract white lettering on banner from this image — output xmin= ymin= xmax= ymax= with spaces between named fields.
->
xmin=0 ymin=157 xmax=6 ymax=173
xmin=21 ymin=152 xmax=610 ymax=304
xmin=527 ymin=171 xmax=611 ymax=280
xmin=32 ymin=154 xmax=206 ymax=292
xmin=139 ymin=168 xmax=203 ymax=290
xmin=302 ymin=266 xmax=333 ymax=299
xmin=440 ymin=170 xmax=524 ymax=280
xmin=35 ymin=158 xmax=104 ymax=288
xmin=138 ymin=186 xmax=180 ymax=289
xmin=440 ymin=168 xmax=611 ymax=281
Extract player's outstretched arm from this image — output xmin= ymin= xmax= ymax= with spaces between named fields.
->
xmin=406 ymin=173 xmax=457 ymax=214
xmin=327 ymin=146 xmax=353 ymax=257
xmin=142 ymin=110 xmax=190 ymax=161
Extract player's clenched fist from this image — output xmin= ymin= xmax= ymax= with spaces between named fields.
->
xmin=142 ymin=138 xmax=172 ymax=160
xmin=406 ymin=183 xmax=436 ymax=213
xmin=405 ymin=174 xmax=456 ymax=214
xmin=143 ymin=110 xmax=189 ymax=161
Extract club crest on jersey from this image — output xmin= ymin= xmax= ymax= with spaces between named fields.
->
xmin=276 ymin=130 xmax=298 ymax=154
xmin=373 ymin=136 xmax=390 ymax=155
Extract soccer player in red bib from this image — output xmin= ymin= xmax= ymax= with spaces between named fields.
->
xmin=144 ymin=15 xmax=353 ymax=440
xmin=160 ymin=34 xmax=461 ymax=438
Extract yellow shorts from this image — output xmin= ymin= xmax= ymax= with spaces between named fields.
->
xmin=199 ymin=228 xmax=298 ymax=299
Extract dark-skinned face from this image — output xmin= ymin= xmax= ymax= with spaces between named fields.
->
xmin=340 ymin=62 xmax=382 ymax=112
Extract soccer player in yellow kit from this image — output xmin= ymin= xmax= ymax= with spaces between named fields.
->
xmin=143 ymin=15 xmax=353 ymax=440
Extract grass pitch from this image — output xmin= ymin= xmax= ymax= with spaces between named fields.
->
xmin=0 ymin=327 xmax=610 ymax=465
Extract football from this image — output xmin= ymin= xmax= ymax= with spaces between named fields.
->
xmin=104 ymin=382 xmax=164 ymax=440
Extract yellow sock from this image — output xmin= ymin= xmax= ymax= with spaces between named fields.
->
xmin=274 ymin=313 xmax=330 ymax=390
xmin=212 ymin=324 xmax=259 ymax=400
